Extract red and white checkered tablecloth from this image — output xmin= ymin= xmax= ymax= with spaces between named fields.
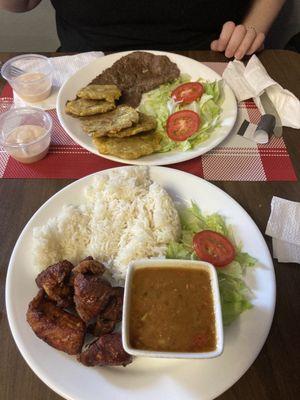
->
xmin=0 ymin=62 xmax=297 ymax=181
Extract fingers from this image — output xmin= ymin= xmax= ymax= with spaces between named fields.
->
xmin=210 ymin=40 xmax=218 ymax=51
xmin=246 ymin=32 xmax=266 ymax=55
xmin=216 ymin=21 xmax=236 ymax=52
xmin=224 ymin=25 xmax=247 ymax=58
xmin=211 ymin=22 xmax=266 ymax=60
xmin=234 ymin=28 xmax=257 ymax=60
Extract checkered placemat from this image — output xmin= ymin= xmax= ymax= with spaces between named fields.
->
xmin=0 ymin=62 xmax=296 ymax=181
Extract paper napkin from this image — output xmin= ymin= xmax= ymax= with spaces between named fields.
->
xmin=13 ymin=51 xmax=104 ymax=110
xmin=265 ymin=196 xmax=300 ymax=264
xmin=223 ymin=55 xmax=300 ymax=129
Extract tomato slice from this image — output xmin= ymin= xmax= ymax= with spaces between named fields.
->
xmin=171 ymin=82 xmax=204 ymax=103
xmin=166 ymin=110 xmax=200 ymax=141
xmin=193 ymin=230 xmax=236 ymax=267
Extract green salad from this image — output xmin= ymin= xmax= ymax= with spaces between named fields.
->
xmin=139 ymin=75 xmax=223 ymax=152
xmin=166 ymin=202 xmax=256 ymax=325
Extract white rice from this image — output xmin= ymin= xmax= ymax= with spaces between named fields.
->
xmin=33 ymin=167 xmax=181 ymax=282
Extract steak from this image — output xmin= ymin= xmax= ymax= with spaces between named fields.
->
xmin=91 ymin=51 xmax=180 ymax=107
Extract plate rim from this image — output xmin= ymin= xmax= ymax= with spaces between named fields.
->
xmin=5 ymin=166 xmax=276 ymax=400
xmin=56 ymin=50 xmax=238 ymax=165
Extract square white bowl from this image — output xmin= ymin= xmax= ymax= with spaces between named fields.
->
xmin=122 ymin=258 xmax=224 ymax=359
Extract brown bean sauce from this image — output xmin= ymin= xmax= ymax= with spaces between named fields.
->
xmin=129 ymin=266 xmax=216 ymax=352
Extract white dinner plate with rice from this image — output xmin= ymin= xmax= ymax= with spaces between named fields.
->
xmin=6 ymin=166 xmax=275 ymax=400
xmin=56 ymin=51 xmax=237 ymax=165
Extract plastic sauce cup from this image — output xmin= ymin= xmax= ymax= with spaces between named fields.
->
xmin=0 ymin=107 xmax=52 ymax=164
xmin=1 ymin=54 xmax=53 ymax=103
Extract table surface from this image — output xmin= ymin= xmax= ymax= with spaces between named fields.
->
xmin=0 ymin=50 xmax=299 ymax=400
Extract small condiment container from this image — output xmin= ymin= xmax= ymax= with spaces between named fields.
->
xmin=0 ymin=106 xmax=52 ymax=164
xmin=122 ymin=259 xmax=224 ymax=359
xmin=1 ymin=54 xmax=53 ymax=102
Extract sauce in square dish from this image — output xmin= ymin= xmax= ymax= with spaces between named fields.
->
xmin=129 ymin=266 xmax=216 ymax=353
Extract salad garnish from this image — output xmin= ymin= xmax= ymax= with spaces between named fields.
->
xmin=139 ymin=75 xmax=223 ymax=152
xmin=166 ymin=202 xmax=256 ymax=325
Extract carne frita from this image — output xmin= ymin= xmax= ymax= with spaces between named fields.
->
xmin=35 ymin=260 xmax=74 ymax=308
xmin=78 ymin=333 xmax=132 ymax=367
xmin=90 ymin=287 xmax=124 ymax=336
xmin=26 ymin=290 xmax=86 ymax=355
xmin=73 ymin=268 xmax=114 ymax=323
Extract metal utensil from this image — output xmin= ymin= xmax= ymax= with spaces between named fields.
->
xmin=260 ymin=91 xmax=283 ymax=138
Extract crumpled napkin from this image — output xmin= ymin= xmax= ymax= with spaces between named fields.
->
xmin=13 ymin=51 xmax=104 ymax=110
xmin=265 ymin=196 xmax=300 ymax=264
xmin=223 ymin=55 xmax=300 ymax=129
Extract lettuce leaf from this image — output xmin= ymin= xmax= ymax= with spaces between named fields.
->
xmin=166 ymin=202 xmax=256 ymax=325
xmin=139 ymin=75 xmax=223 ymax=153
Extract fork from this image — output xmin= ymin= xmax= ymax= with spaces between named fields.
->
xmin=0 ymin=61 xmax=24 ymax=77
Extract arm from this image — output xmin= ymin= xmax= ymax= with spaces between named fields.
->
xmin=211 ymin=0 xmax=286 ymax=59
xmin=0 ymin=0 xmax=41 ymax=12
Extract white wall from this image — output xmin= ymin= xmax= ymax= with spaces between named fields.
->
xmin=0 ymin=1 xmax=59 ymax=52
xmin=0 ymin=0 xmax=299 ymax=52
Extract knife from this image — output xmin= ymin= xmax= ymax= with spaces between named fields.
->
xmin=259 ymin=91 xmax=283 ymax=138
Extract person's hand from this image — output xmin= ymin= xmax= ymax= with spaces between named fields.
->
xmin=210 ymin=21 xmax=265 ymax=60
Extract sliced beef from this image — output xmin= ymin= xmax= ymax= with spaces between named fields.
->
xmin=91 ymin=51 xmax=180 ymax=107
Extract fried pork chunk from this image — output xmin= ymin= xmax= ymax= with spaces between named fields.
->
xmin=35 ymin=260 xmax=74 ymax=308
xmin=73 ymin=261 xmax=114 ymax=323
xmin=26 ymin=290 xmax=85 ymax=355
xmin=78 ymin=333 xmax=132 ymax=367
xmin=80 ymin=105 xmax=139 ymax=137
xmin=65 ymin=98 xmax=116 ymax=117
xmin=93 ymin=130 xmax=161 ymax=159
xmin=90 ymin=287 xmax=124 ymax=336
xmin=106 ymin=113 xmax=157 ymax=138
xmin=72 ymin=258 xmax=106 ymax=277
xmin=77 ymin=84 xmax=121 ymax=102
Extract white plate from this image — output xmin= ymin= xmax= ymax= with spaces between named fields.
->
xmin=56 ymin=51 xmax=237 ymax=165
xmin=6 ymin=166 xmax=275 ymax=400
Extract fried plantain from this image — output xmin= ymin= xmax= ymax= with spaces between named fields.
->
xmin=106 ymin=112 xmax=157 ymax=138
xmin=77 ymin=84 xmax=121 ymax=102
xmin=80 ymin=105 xmax=139 ymax=137
xmin=93 ymin=131 xmax=161 ymax=159
xmin=65 ymin=98 xmax=116 ymax=117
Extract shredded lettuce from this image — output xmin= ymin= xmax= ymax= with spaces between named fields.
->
xmin=166 ymin=202 xmax=256 ymax=325
xmin=139 ymin=75 xmax=223 ymax=153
